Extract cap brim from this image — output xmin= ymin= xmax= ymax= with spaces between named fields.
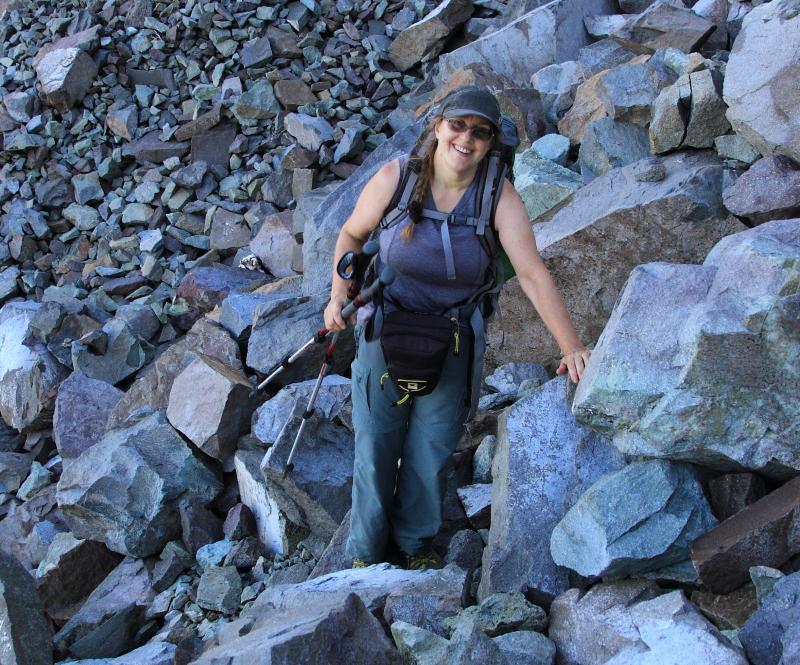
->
xmin=442 ymin=108 xmax=499 ymax=130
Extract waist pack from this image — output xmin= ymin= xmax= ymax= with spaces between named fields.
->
xmin=379 ymin=309 xmax=462 ymax=405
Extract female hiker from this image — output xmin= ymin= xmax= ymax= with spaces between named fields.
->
xmin=323 ymin=86 xmax=591 ymax=570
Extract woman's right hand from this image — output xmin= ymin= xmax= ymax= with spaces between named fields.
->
xmin=324 ymin=295 xmax=348 ymax=332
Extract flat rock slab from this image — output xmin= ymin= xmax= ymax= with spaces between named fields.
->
xmin=723 ymin=155 xmax=800 ymax=225
xmin=57 ymin=411 xmax=222 ymax=558
xmin=691 ymin=475 xmax=800 ymax=594
xmin=573 ymin=219 xmax=800 ymax=480
xmin=0 ymin=551 xmax=53 ymax=665
xmin=723 ymin=0 xmax=800 ymax=163
xmin=176 ymin=263 xmax=268 ymax=315
xmin=486 ymin=151 xmax=744 ymax=370
xmin=477 ymin=376 xmax=625 ymax=605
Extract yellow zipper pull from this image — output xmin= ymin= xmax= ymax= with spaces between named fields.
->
xmin=451 ymin=317 xmax=460 ymax=356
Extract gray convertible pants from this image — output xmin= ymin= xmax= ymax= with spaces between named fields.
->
xmin=345 ymin=325 xmax=471 ymax=562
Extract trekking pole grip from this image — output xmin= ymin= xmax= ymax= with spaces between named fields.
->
xmin=340 ymin=267 xmax=394 ymax=319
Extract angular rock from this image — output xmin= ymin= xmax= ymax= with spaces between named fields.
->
xmin=71 ymin=318 xmax=151 ymax=386
xmin=120 ymin=131 xmax=188 ymax=164
xmin=167 ymin=354 xmax=256 ymax=461
xmin=0 ymin=451 xmax=30 ymax=493
xmin=709 ymin=473 xmax=766 ymax=521
xmin=739 ymin=571 xmax=800 ymax=665
xmin=486 ymin=152 xmax=745 ymax=370
xmin=0 ymin=301 xmax=68 ymax=431
xmin=532 ymin=134 xmax=571 ymax=165
xmin=690 ymin=584 xmax=758 ymax=631
xmin=176 ymin=263 xmax=267 ymax=316
xmin=445 ymin=620 xmax=508 ymax=664
xmin=552 ymin=460 xmax=718 ymax=578
xmin=241 ymin=36 xmax=273 ymax=69
xmin=284 ymin=113 xmax=334 ymax=152
xmin=478 ymin=377 xmax=625 ymax=605
xmin=611 ymin=2 xmax=715 ymax=54
xmin=715 ymin=134 xmax=761 ymax=166
xmin=35 ymin=47 xmax=97 ymax=112
xmin=579 ymin=118 xmax=650 ymax=177
xmin=691 ymin=475 xmax=800 ymax=594
xmin=210 ymin=208 xmax=250 ymax=253
xmin=152 ymin=540 xmax=193 ymax=593
xmin=494 ymin=631 xmax=556 ymax=665
xmin=391 ymin=620 xmax=450 ymax=665
xmin=56 ymin=411 xmax=222 ymax=557
xmin=232 ymin=81 xmax=279 ymax=121
xmin=445 ymin=591 xmax=547 ymax=637
xmin=219 ymin=291 xmax=298 ymax=343
xmin=723 ymin=0 xmax=800 ymax=163
xmin=274 ymin=79 xmax=317 ymax=111
xmin=224 ymin=503 xmax=257 ymax=541
xmin=35 ymin=532 xmax=122 ymax=623
xmin=750 ymin=566 xmax=785 ymax=607
xmin=438 ymin=0 xmax=615 ymax=84
xmin=723 ymin=156 xmax=800 ymax=225
xmin=179 ymin=499 xmax=223 ymax=554
xmin=457 ymin=484 xmax=492 ymax=530
xmin=389 ymin=0 xmax=473 ymax=71
xmin=250 ymin=210 xmax=297 ymax=278
xmin=53 ymin=372 xmax=123 ymax=462
xmin=512 ymin=147 xmax=583 ymax=221
xmin=472 ymin=435 xmax=496 ymax=485
xmin=531 ymin=61 xmax=587 ymax=126
xmin=548 ymin=580 xmax=662 ymax=665
xmin=261 ymin=404 xmax=354 ymax=541
xmin=196 ymin=565 xmax=242 ymax=614
xmin=445 ymin=529 xmax=484 ymax=572
xmin=0 ymin=485 xmax=66 ymax=571
xmin=0 ymin=550 xmax=53 ymax=665
xmin=573 ymin=220 xmax=800 ymax=479
xmin=195 ymin=592 xmax=400 ymax=664
xmin=52 ymin=557 xmax=154 ymax=660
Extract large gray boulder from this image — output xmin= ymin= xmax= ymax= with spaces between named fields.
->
xmin=477 ymin=377 xmax=625 ymax=605
xmin=0 ymin=301 xmax=68 ymax=431
xmin=0 ymin=551 xmax=53 ymax=665
xmin=302 ymin=125 xmax=418 ymax=297
xmin=260 ymin=403 xmax=354 ymax=542
xmin=512 ymin=147 xmax=582 ymax=221
xmin=550 ymin=460 xmax=718 ymax=578
xmin=573 ymin=220 xmax=800 ymax=480
xmin=53 ymin=372 xmax=123 ymax=462
xmin=602 ymin=591 xmax=748 ymax=665
xmin=739 ymin=571 xmax=800 ymax=665
xmin=723 ymin=156 xmax=800 ymax=225
xmin=548 ymin=580 xmax=662 ymax=665
xmin=389 ymin=0 xmax=473 ymax=71
xmin=723 ymin=0 xmax=800 ymax=163
xmin=195 ymin=592 xmax=400 ymax=664
xmin=607 ymin=2 xmax=715 ymax=54
xmin=486 ymin=151 xmax=745 ymax=370
xmin=56 ymin=411 xmax=222 ymax=557
xmin=578 ymin=118 xmax=650 ymax=177
xmin=438 ymin=0 xmax=615 ymax=84
xmin=52 ymin=557 xmax=154 ymax=660
xmin=35 ymin=47 xmax=97 ymax=112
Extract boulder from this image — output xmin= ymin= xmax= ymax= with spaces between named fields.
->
xmin=512 ymin=147 xmax=583 ymax=221
xmin=108 ymin=318 xmax=242 ymax=428
xmin=494 ymin=631 xmax=556 ymax=665
xmin=71 ymin=317 xmax=152 ymax=386
xmin=53 ymin=372 xmax=123 ymax=462
xmin=487 ymin=151 xmax=743 ymax=372
xmin=273 ymin=79 xmax=316 ymax=111
xmin=739 ymin=571 xmax=800 ymax=665
xmin=176 ymin=263 xmax=268 ymax=316
xmin=120 ymin=131 xmax=189 ymax=164
xmin=391 ymin=621 xmax=450 ymax=665
xmin=691 ymin=475 xmax=800 ymax=594
xmin=690 ymin=584 xmax=758 ymax=631
xmin=224 ymin=504 xmax=257 ymax=541
xmin=35 ymin=532 xmax=122 ymax=623
xmin=301 ymin=125 xmax=418 ymax=297
xmin=52 ymin=557 xmax=154 ymax=660
xmin=234 ymin=449 xmax=300 ymax=556
xmin=35 ymin=47 xmax=97 ymax=112
xmin=578 ymin=118 xmax=650 ymax=177
xmin=715 ymin=134 xmax=761 ymax=166
xmin=56 ymin=411 xmax=222 ymax=558
xmin=457 ymin=484 xmax=492 ymax=530
xmin=0 ymin=486 xmax=67 ymax=571
xmin=609 ymin=2 xmax=715 ymax=54
xmin=551 ymin=460 xmax=718 ymax=578
xmin=438 ymin=0 xmax=615 ymax=84
xmin=444 ymin=591 xmax=547 ymax=637
xmin=723 ymin=156 xmax=800 ymax=225
xmin=723 ymin=0 xmax=800 ymax=163
xmin=231 ymin=81 xmax=279 ymax=121
xmin=531 ymin=61 xmax=587 ymax=126
xmin=284 ymin=113 xmax=334 ymax=152
xmin=260 ymin=403 xmax=354 ymax=542
xmin=572 ymin=220 xmax=800 ymax=480
xmin=0 ymin=551 xmax=53 ymax=665
xmin=478 ymin=377 xmax=625 ymax=605
xmin=195 ymin=592 xmax=400 ymax=664
xmin=249 ymin=210 xmax=297 ymax=278
xmin=0 ymin=301 xmax=68 ymax=431
xmin=196 ymin=565 xmax=242 ymax=614
xmin=166 ymin=354 xmax=257 ymax=461
xmin=548 ymin=580 xmax=662 ymax=665
xmin=602 ymin=591 xmax=748 ymax=665
xmin=71 ymin=642 xmax=176 ymax=665
xmin=210 ymin=208 xmax=250 ymax=253
xmin=389 ymin=0 xmax=473 ymax=71
xmin=179 ymin=499 xmax=223 ymax=554
xmin=219 ymin=292 xmax=299 ymax=343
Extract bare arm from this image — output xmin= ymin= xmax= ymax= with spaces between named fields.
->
xmin=493 ymin=180 xmax=591 ymax=382
xmin=323 ymin=159 xmax=401 ymax=331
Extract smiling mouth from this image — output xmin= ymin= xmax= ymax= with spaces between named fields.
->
xmin=453 ymin=144 xmax=473 ymax=155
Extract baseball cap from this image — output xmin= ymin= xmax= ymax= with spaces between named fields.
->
xmin=439 ymin=86 xmax=502 ymax=130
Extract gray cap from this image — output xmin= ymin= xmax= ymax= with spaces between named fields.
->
xmin=439 ymin=86 xmax=502 ymax=130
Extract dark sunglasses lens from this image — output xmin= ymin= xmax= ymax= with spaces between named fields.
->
xmin=447 ymin=118 xmax=467 ymax=132
xmin=472 ymin=127 xmax=493 ymax=141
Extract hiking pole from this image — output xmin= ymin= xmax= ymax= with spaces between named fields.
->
xmin=283 ymin=266 xmax=395 ymax=476
xmin=252 ymin=241 xmax=379 ymax=394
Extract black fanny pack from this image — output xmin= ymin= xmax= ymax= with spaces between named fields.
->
xmin=379 ymin=309 xmax=461 ymax=403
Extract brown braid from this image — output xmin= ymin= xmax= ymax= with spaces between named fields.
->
xmin=401 ymin=121 xmax=438 ymax=241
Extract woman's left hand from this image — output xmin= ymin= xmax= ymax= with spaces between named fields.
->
xmin=556 ymin=348 xmax=592 ymax=383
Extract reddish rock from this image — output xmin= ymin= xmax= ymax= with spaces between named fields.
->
xmin=691 ymin=475 xmax=800 ymax=593
xmin=224 ymin=504 xmax=257 ymax=541
xmin=709 ymin=473 xmax=767 ymax=521
xmin=274 ymin=80 xmax=317 ymax=111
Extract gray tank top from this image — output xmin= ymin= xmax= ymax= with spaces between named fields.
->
xmin=378 ymin=157 xmax=492 ymax=316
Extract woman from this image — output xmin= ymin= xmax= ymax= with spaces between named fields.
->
xmin=323 ymin=86 xmax=591 ymax=570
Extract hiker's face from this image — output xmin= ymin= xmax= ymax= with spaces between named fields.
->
xmin=434 ymin=115 xmax=494 ymax=173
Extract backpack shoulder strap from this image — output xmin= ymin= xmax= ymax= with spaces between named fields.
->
xmin=380 ymin=157 xmax=417 ymax=230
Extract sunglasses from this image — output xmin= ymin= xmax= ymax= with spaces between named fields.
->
xmin=444 ymin=118 xmax=495 ymax=142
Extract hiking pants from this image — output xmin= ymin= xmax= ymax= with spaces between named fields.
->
xmin=346 ymin=324 xmax=472 ymax=562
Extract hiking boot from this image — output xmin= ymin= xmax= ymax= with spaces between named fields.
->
xmin=406 ymin=550 xmax=444 ymax=571
xmin=352 ymin=558 xmax=370 ymax=569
